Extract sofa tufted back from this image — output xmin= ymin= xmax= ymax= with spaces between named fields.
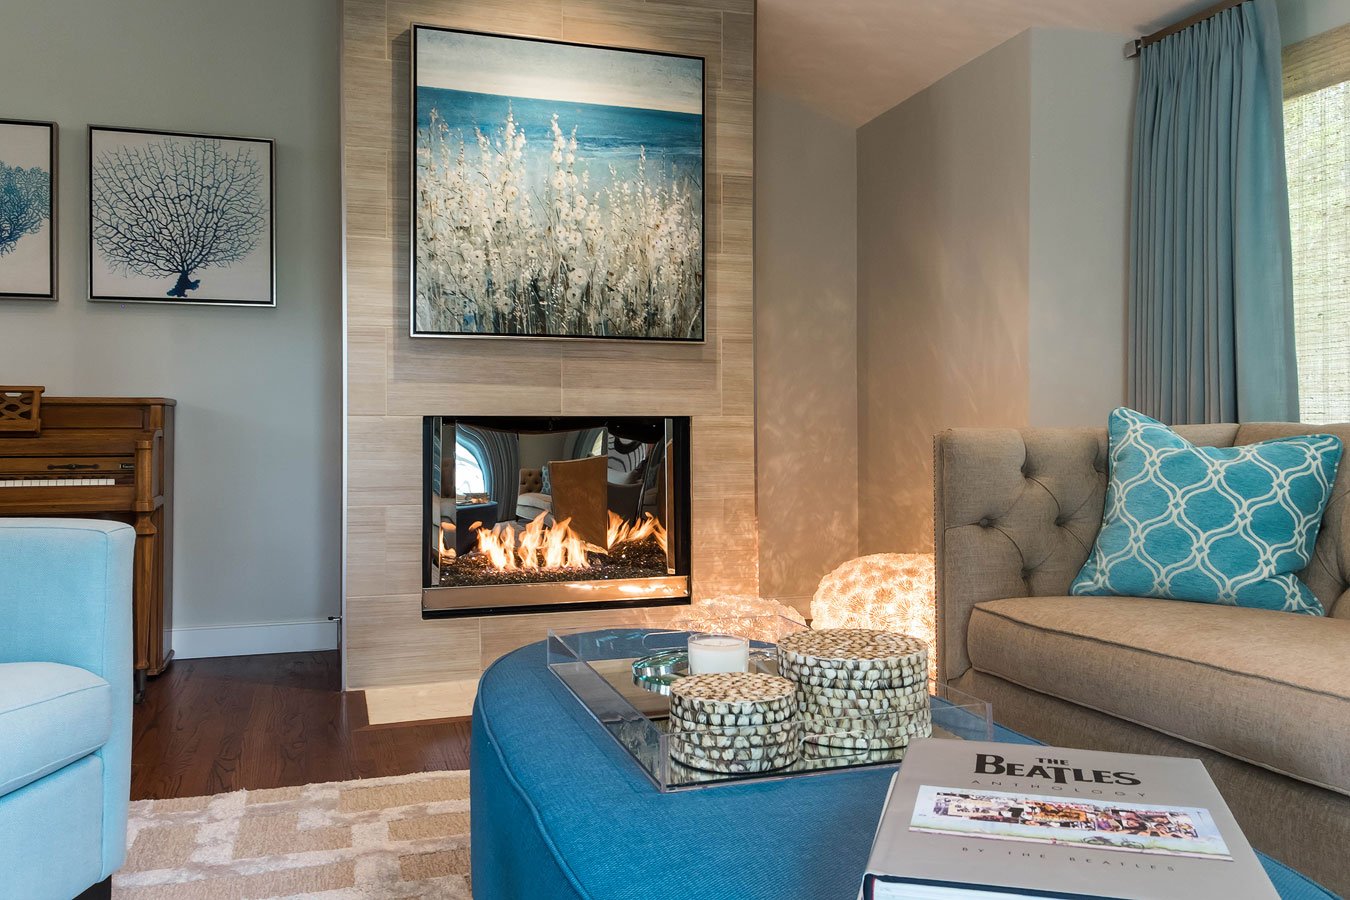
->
xmin=519 ymin=467 xmax=543 ymax=495
xmin=933 ymin=422 xmax=1350 ymax=682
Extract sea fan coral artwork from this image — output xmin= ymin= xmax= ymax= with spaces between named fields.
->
xmin=412 ymin=27 xmax=704 ymax=341
xmin=0 ymin=119 xmax=56 ymax=299
xmin=89 ymin=127 xmax=274 ymax=306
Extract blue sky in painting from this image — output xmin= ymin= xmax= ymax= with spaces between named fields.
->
xmin=415 ymin=28 xmax=702 ymax=115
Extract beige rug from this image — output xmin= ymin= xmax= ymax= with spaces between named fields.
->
xmin=114 ymin=771 xmax=473 ymax=899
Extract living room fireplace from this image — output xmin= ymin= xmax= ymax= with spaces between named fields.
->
xmin=422 ymin=415 xmax=691 ymax=617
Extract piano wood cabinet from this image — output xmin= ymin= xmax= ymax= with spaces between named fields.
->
xmin=0 ymin=395 xmax=174 ymax=696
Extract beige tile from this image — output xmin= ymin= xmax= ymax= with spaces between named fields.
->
xmin=561 ymin=354 xmax=720 ymax=415
xmin=390 ymin=0 xmax=563 ymax=38
xmin=344 ymin=148 xmax=390 ymax=240
xmin=362 ymin=677 xmax=480 ymax=723
xmin=690 ymin=415 xmax=756 ymax=500
xmin=343 ymin=0 xmax=388 ymax=61
xmin=708 ymin=252 xmax=752 ymax=338
xmin=347 ymin=416 xmax=422 ymax=508
xmin=479 ymin=606 xmax=677 ymax=667
xmin=711 ymin=95 xmax=753 ymax=177
xmin=345 ymin=236 xmax=403 ymax=330
xmin=347 ymin=325 xmax=388 ymax=416
xmin=561 ymin=1 xmax=722 ymax=82
xmin=720 ymin=336 xmax=753 ymax=416
xmin=342 ymin=55 xmax=394 ymax=152
xmin=391 ymin=333 xmax=564 ymax=386
xmin=344 ymin=594 xmax=482 ymax=687
xmin=648 ymin=0 xmax=752 ymax=12
xmin=720 ymin=174 xmax=753 ymax=254
xmin=720 ymin=12 xmax=754 ymax=97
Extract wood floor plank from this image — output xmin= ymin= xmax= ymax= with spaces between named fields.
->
xmin=131 ymin=651 xmax=472 ymax=801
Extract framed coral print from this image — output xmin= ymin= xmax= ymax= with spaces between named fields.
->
xmin=88 ymin=126 xmax=275 ymax=306
xmin=0 ymin=119 xmax=56 ymax=300
xmin=411 ymin=25 xmax=705 ymax=341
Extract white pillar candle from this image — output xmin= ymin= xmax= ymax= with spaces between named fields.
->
xmin=687 ymin=633 xmax=750 ymax=674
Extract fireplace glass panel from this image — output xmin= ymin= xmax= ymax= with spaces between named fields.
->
xmin=423 ymin=416 xmax=690 ymax=616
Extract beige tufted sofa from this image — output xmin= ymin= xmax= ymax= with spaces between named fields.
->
xmin=934 ymin=423 xmax=1350 ymax=894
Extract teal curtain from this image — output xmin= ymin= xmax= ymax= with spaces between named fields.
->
xmin=1129 ymin=0 xmax=1297 ymax=424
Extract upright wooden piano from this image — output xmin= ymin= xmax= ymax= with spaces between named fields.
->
xmin=0 ymin=390 xmax=174 ymax=697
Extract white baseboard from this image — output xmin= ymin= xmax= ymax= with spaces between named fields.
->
xmin=171 ymin=619 xmax=339 ymax=659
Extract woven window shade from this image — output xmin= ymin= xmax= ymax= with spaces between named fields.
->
xmin=1284 ymin=26 xmax=1350 ymax=424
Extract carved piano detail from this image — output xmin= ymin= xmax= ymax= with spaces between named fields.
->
xmin=0 ymin=390 xmax=174 ymax=696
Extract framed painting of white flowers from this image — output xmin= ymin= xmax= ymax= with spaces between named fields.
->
xmin=411 ymin=25 xmax=705 ymax=342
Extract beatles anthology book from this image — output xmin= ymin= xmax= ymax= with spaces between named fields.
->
xmin=861 ymin=739 xmax=1277 ymax=899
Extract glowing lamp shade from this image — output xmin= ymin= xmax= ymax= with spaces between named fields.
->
xmin=811 ymin=553 xmax=937 ymax=685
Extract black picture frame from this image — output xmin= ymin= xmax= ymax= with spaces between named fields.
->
xmin=88 ymin=125 xmax=276 ymax=307
xmin=0 ymin=118 xmax=57 ymax=301
xmin=410 ymin=24 xmax=706 ymax=343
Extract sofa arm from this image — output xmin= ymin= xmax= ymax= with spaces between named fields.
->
xmin=0 ymin=519 xmax=134 ymax=678
xmin=0 ymin=518 xmax=134 ymax=880
xmin=932 ymin=428 xmax=1107 ymax=682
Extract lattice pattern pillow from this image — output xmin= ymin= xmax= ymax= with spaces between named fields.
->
xmin=1070 ymin=408 xmax=1342 ymax=614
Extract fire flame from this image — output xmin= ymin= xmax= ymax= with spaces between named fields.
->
xmin=467 ymin=510 xmax=667 ymax=572
xmin=606 ymin=510 xmax=667 ymax=552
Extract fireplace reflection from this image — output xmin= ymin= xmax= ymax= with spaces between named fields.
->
xmin=423 ymin=416 xmax=691 ymax=616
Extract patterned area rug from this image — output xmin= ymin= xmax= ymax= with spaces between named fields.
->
xmin=114 ymin=771 xmax=472 ymax=899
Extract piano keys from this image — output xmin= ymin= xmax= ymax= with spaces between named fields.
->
xmin=0 ymin=394 xmax=175 ymax=699
xmin=0 ymin=478 xmax=117 ymax=487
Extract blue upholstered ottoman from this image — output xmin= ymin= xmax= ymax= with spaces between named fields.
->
xmin=471 ymin=639 xmax=1339 ymax=900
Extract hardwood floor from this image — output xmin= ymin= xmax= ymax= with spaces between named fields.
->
xmin=130 ymin=651 xmax=472 ymax=801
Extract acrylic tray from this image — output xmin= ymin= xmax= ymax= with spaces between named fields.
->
xmin=546 ymin=623 xmax=994 ymax=792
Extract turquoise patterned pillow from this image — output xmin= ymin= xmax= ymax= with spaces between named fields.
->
xmin=1070 ymin=408 xmax=1342 ymax=614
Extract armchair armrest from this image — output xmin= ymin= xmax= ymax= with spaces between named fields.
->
xmin=0 ymin=518 xmax=134 ymax=880
xmin=0 ymin=519 xmax=134 ymax=679
xmin=932 ymin=428 xmax=1107 ymax=682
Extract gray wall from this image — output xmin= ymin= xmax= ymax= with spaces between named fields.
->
xmin=755 ymin=90 xmax=859 ymax=610
xmin=856 ymin=33 xmax=1032 ymax=554
xmin=1027 ymin=29 xmax=1134 ymax=427
xmin=0 ymin=0 xmax=342 ymax=654
xmin=1277 ymin=0 xmax=1350 ymax=43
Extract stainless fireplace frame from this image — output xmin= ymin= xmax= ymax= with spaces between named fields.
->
xmin=421 ymin=416 xmax=692 ymax=619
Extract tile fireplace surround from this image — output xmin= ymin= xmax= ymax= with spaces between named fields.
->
xmin=341 ymin=0 xmax=755 ymax=690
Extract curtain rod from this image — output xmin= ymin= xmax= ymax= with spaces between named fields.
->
xmin=1124 ymin=0 xmax=1250 ymax=58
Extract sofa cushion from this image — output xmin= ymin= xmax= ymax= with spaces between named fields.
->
xmin=966 ymin=596 xmax=1350 ymax=795
xmin=1071 ymin=408 xmax=1342 ymax=614
xmin=0 ymin=662 xmax=112 ymax=799
xmin=516 ymin=492 xmax=552 ymax=520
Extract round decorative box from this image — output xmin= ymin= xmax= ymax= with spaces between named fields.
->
xmin=794 ymin=686 xmax=928 ymax=717
xmin=778 ymin=628 xmax=928 ymax=690
xmin=779 ymin=628 xmax=932 ymax=750
xmin=668 ymin=672 xmax=796 ymax=727
xmin=801 ymin=706 xmax=933 ymax=749
xmin=667 ymin=734 xmax=803 ymax=774
xmin=667 ymin=673 xmax=801 ymax=774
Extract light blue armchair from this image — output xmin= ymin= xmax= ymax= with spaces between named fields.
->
xmin=0 ymin=520 xmax=134 ymax=899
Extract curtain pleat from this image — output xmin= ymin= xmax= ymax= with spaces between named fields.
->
xmin=460 ymin=425 xmax=520 ymax=518
xmin=1128 ymin=0 xmax=1298 ymax=424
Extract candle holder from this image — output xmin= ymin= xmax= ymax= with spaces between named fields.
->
xmin=687 ymin=632 xmax=750 ymax=674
